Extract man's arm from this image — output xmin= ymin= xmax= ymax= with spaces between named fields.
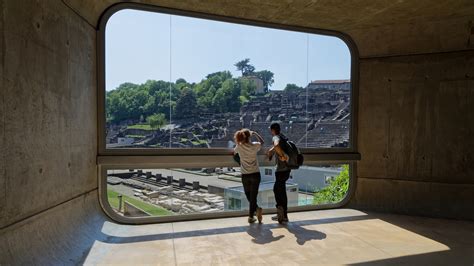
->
xmin=273 ymin=142 xmax=287 ymax=160
xmin=267 ymin=137 xmax=287 ymax=161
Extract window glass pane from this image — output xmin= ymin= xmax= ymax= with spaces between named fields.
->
xmin=105 ymin=9 xmax=351 ymax=149
xmin=106 ymin=164 xmax=350 ymax=218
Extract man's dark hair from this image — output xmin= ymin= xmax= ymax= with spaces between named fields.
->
xmin=270 ymin=122 xmax=281 ymax=134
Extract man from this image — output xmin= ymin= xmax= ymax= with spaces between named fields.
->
xmin=267 ymin=122 xmax=290 ymax=224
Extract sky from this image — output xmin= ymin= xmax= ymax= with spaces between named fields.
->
xmin=105 ymin=9 xmax=351 ymax=91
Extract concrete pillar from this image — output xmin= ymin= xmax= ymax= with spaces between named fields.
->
xmin=193 ymin=181 xmax=200 ymax=190
xmin=179 ymin=178 xmax=186 ymax=187
xmin=167 ymin=176 xmax=173 ymax=185
xmin=156 ymin=173 xmax=162 ymax=182
xmin=146 ymin=172 xmax=152 ymax=179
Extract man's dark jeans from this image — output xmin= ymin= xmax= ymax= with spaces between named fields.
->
xmin=242 ymin=172 xmax=261 ymax=217
xmin=274 ymin=170 xmax=291 ymax=217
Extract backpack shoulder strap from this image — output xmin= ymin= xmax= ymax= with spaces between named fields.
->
xmin=278 ymin=134 xmax=291 ymax=152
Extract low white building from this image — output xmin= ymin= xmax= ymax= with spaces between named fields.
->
xmin=259 ymin=166 xmax=342 ymax=193
xmin=224 ymin=181 xmax=299 ymax=211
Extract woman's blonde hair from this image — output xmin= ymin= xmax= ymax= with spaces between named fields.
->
xmin=234 ymin=128 xmax=251 ymax=144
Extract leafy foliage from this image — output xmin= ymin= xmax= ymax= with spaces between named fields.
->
xmin=127 ymin=124 xmax=153 ymax=130
xmin=106 ymin=80 xmax=178 ymax=123
xmin=106 ymin=61 xmax=275 ymax=125
xmin=313 ymin=165 xmax=349 ymax=204
xmin=146 ymin=113 xmax=167 ymax=129
xmin=175 ymin=87 xmax=198 ymax=119
xmin=234 ymin=58 xmax=255 ymax=76
xmin=284 ymin=83 xmax=303 ymax=92
xmin=255 ymin=70 xmax=274 ymax=92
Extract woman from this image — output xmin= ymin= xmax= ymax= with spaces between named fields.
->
xmin=234 ymin=129 xmax=265 ymax=223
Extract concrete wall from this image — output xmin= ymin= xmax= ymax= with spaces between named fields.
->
xmin=350 ymin=50 xmax=474 ymax=219
xmin=0 ymin=0 xmax=97 ymax=228
xmin=0 ymin=1 xmax=472 ymax=238
xmin=0 ymin=191 xmax=108 ymax=264
xmin=346 ymin=4 xmax=474 ymax=220
xmin=1 ymin=0 xmax=471 ymax=264
xmin=58 ymin=0 xmax=474 ymax=219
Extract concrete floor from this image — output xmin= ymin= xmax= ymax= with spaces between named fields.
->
xmin=82 ymin=209 xmax=474 ymax=265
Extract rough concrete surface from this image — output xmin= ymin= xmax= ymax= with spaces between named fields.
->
xmin=0 ymin=0 xmax=97 ymax=228
xmin=1 ymin=201 xmax=473 ymax=265
xmin=64 ymin=0 xmax=474 ymax=57
xmin=350 ymin=178 xmax=474 ymax=219
xmin=1 ymin=0 xmax=474 ymax=264
xmin=349 ymin=51 xmax=474 ymax=219
xmin=357 ymin=51 xmax=474 ymax=183
xmin=0 ymin=0 xmax=5 ymax=224
xmin=0 ymin=191 xmax=107 ymax=265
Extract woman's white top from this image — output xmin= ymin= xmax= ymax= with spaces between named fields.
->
xmin=234 ymin=142 xmax=262 ymax=174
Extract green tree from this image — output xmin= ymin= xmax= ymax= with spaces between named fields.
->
xmin=195 ymin=71 xmax=233 ymax=112
xmin=106 ymin=65 xmax=262 ymax=125
xmin=212 ymin=79 xmax=237 ymax=113
xmin=237 ymin=77 xmax=256 ymax=101
xmin=175 ymin=87 xmax=198 ymax=119
xmin=176 ymin=78 xmax=187 ymax=84
xmin=234 ymin=58 xmax=255 ymax=76
xmin=255 ymin=70 xmax=274 ymax=92
xmin=106 ymin=82 xmax=149 ymax=123
xmin=313 ymin=165 xmax=349 ymax=204
xmin=146 ymin=113 xmax=167 ymax=129
xmin=284 ymin=83 xmax=303 ymax=92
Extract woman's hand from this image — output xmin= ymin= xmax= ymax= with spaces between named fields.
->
xmin=278 ymin=153 xmax=289 ymax=162
xmin=251 ymin=130 xmax=265 ymax=144
xmin=267 ymin=148 xmax=274 ymax=160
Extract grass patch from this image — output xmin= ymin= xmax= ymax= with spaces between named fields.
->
xmin=126 ymin=134 xmax=146 ymax=138
xmin=127 ymin=124 xmax=154 ymax=130
xmin=107 ymin=188 xmax=171 ymax=216
xmin=192 ymin=140 xmax=208 ymax=145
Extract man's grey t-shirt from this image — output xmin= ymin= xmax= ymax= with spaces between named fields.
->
xmin=234 ymin=142 xmax=261 ymax=174
xmin=273 ymin=135 xmax=290 ymax=172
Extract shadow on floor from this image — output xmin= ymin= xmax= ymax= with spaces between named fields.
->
xmin=246 ymin=224 xmax=285 ymax=244
xmin=245 ymin=222 xmax=326 ymax=245
xmin=85 ymin=210 xmax=474 ymax=265
xmin=103 ymin=214 xmax=365 ymax=244
xmin=284 ymin=222 xmax=327 ymax=245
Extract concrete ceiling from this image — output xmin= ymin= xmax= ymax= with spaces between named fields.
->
xmin=64 ymin=0 xmax=474 ymax=57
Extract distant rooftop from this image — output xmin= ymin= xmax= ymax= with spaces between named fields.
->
xmin=310 ymin=79 xmax=350 ymax=84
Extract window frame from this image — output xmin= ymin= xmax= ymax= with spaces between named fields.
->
xmin=97 ymin=2 xmax=360 ymax=224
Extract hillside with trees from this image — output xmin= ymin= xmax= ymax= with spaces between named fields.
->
xmin=106 ymin=59 xmax=274 ymax=125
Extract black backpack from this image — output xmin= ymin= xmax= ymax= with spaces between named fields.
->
xmin=279 ymin=135 xmax=304 ymax=169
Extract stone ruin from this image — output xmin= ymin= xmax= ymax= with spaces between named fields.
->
xmin=107 ymin=84 xmax=351 ymax=149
